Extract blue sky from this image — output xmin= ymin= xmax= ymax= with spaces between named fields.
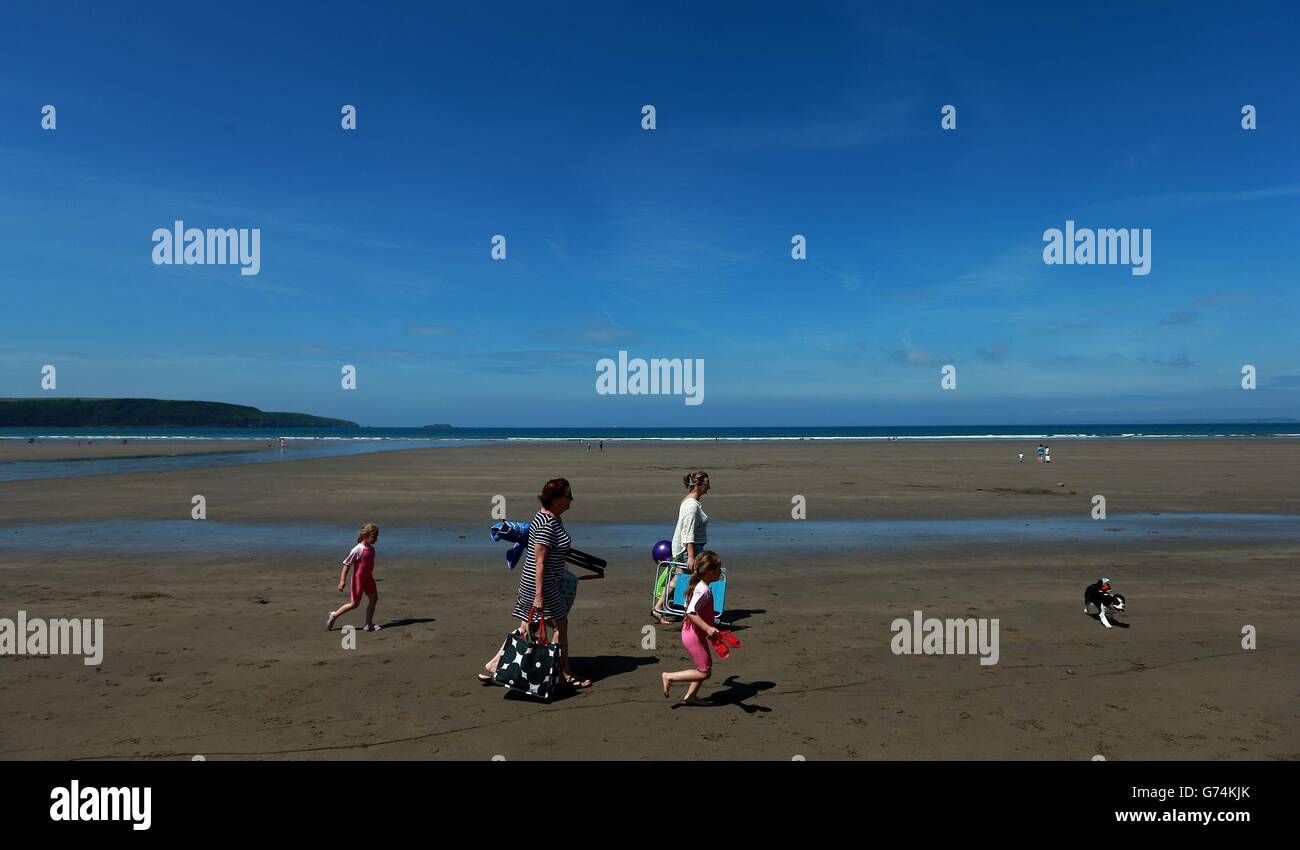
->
xmin=2 ymin=1 xmax=1297 ymax=426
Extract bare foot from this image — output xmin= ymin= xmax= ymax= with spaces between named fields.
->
xmin=661 ymin=672 xmax=671 ymax=698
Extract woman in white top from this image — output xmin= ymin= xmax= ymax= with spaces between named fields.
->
xmin=672 ymin=470 xmax=710 ymax=566
xmin=654 ymin=470 xmax=710 ymax=622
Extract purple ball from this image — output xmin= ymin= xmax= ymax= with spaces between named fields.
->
xmin=652 ymin=539 xmax=673 ymax=563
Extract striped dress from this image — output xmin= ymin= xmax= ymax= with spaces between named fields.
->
xmin=512 ymin=508 xmax=572 ymax=622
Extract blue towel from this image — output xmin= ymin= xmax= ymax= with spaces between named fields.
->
xmin=490 ymin=520 xmax=531 ymax=569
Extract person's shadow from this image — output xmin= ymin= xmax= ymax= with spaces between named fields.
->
xmin=1085 ymin=613 xmax=1131 ymax=629
xmin=718 ymin=608 xmax=766 ymax=631
xmin=672 ymin=676 xmax=774 ymax=714
xmin=502 ymin=655 xmax=659 ymax=702
xmin=378 ymin=618 xmax=436 ymax=630
xmin=571 ymin=654 xmax=660 ymax=684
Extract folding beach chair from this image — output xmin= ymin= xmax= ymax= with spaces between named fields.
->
xmin=652 ymin=559 xmax=729 ymax=625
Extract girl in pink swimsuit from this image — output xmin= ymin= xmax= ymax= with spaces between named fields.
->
xmin=326 ymin=523 xmax=381 ymax=632
xmin=661 ymin=551 xmax=723 ymax=705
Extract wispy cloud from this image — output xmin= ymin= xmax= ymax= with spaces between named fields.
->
xmin=1157 ymin=311 xmax=1197 ymax=326
xmin=404 ymin=323 xmax=458 ymax=337
xmin=1029 ymin=322 xmax=1101 ymax=335
xmin=704 ymin=105 xmax=921 ymax=153
xmin=567 ymin=316 xmax=640 ymax=346
xmin=813 ymin=263 xmax=877 ymax=294
xmin=1141 ymin=353 xmax=1193 ymax=368
xmin=1170 ymin=184 xmax=1300 ymax=206
xmin=1188 ymin=290 xmax=1278 ymax=309
xmin=544 ymin=237 xmax=569 ymax=261
xmin=892 ymin=331 xmax=952 ymax=366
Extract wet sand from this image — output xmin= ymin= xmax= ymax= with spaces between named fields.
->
xmin=1 ymin=440 xmax=1297 ymax=760
xmin=0 ymin=439 xmax=271 ymax=463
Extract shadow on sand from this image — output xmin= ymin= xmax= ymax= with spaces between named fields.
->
xmin=500 ymin=655 xmax=660 ymax=702
xmin=718 ymin=608 xmax=766 ymax=630
xmin=672 ymin=675 xmax=774 ymax=714
xmin=378 ymin=618 xmax=436 ymax=630
xmin=1085 ymin=613 xmax=1131 ymax=629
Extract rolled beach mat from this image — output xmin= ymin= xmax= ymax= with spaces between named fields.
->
xmin=490 ymin=520 xmax=531 ymax=544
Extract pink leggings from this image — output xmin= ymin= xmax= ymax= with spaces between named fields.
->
xmin=681 ymin=623 xmax=712 ymax=673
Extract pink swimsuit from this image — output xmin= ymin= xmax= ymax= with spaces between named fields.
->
xmin=344 ymin=543 xmax=377 ymax=603
xmin=681 ymin=581 xmax=715 ymax=673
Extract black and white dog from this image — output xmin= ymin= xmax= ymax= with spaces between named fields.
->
xmin=1084 ymin=578 xmax=1126 ymax=628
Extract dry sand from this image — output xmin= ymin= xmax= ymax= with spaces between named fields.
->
xmin=1 ymin=440 xmax=1297 ymax=760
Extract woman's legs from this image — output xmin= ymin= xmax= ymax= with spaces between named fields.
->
xmin=553 ymin=616 xmax=569 ymax=674
xmin=485 ymin=619 xmax=529 ymax=673
xmin=484 ymin=637 xmax=508 ymax=673
xmin=486 ymin=618 xmax=535 ymax=681
xmin=553 ymin=616 xmax=590 ymax=686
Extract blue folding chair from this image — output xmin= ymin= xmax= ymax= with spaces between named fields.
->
xmin=652 ymin=559 xmax=728 ymax=624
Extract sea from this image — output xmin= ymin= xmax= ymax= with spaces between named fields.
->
xmin=4 ymin=423 xmax=1298 ymax=443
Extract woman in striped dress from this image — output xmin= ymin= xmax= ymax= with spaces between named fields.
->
xmin=482 ymin=477 xmax=591 ymax=689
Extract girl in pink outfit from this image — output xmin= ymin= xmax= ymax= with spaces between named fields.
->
xmin=327 ymin=523 xmax=381 ymax=632
xmin=661 ymin=550 xmax=723 ymax=705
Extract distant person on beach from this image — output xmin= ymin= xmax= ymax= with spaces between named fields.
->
xmin=1017 ymin=452 xmax=1024 ymax=462
xmin=1044 ymin=445 xmax=1052 ymax=463
xmin=661 ymin=550 xmax=724 ymax=705
xmin=653 ymin=470 xmax=710 ymax=623
xmin=599 ymin=440 xmax=603 ymax=452
xmin=1037 ymin=444 xmax=1045 ymax=463
xmin=327 ymin=523 xmax=381 ymax=631
xmin=480 ymin=478 xmax=591 ymax=690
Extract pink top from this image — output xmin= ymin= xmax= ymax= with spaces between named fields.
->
xmin=343 ymin=543 xmax=375 ymax=581
xmin=686 ymin=580 xmax=715 ymax=627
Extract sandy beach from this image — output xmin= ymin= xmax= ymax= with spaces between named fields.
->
xmin=2 ymin=440 xmax=1297 ymax=760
